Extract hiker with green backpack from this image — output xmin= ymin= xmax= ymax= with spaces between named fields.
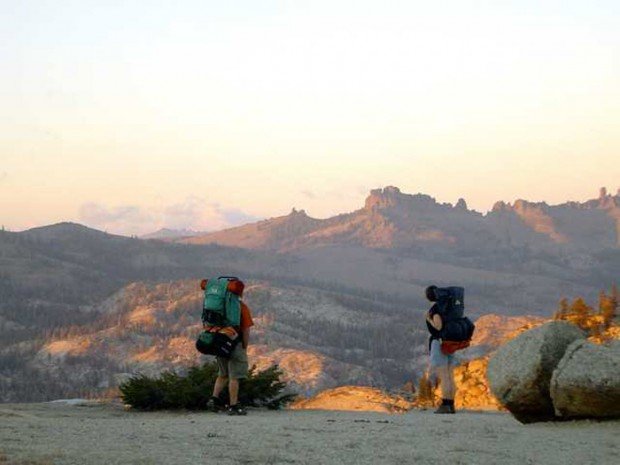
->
xmin=425 ymin=285 xmax=475 ymax=414
xmin=196 ymin=277 xmax=254 ymax=415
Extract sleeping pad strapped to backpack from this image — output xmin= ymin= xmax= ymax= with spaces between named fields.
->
xmin=195 ymin=277 xmax=244 ymax=358
xmin=433 ymin=286 xmax=475 ymax=354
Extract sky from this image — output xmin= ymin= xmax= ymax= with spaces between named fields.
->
xmin=1 ymin=0 xmax=619 ymax=235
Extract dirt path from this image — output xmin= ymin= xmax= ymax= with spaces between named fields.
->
xmin=0 ymin=402 xmax=618 ymax=465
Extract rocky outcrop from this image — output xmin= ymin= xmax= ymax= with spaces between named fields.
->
xmin=181 ymin=186 xmax=620 ymax=252
xmin=470 ymin=314 xmax=546 ymax=353
xmin=426 ymin=356 xmax=503 ymax=410
xmin=248 ymin=345 xmax=375 ymax=393
xmin=511 ymin=200 xmax=568 ymax=243
xmin=291 ymin=386 xmax=413 ymax=413
xmin=487 ymin=321 xmax=585 ymax=423
xmin=550 ymin=340 xmax=620 ymax=419
xmin=452 ymin=357 xmax=503 ymax=410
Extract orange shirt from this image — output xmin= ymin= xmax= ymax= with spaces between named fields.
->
xmin=239 ymin=302 xmax=254 ymax=331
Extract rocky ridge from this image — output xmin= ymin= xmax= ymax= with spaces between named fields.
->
xmin=181 ymin=186 xmax=620 ymax=252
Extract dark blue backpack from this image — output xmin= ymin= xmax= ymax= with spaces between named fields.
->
xmin=436 ymin=287 xmax=474 ymax=342
xmin=435 ymin=286 xmax=465 ymax=319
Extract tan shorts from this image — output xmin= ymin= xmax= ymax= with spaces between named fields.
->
xmin=216 ymin=345 xmax=249 ymax=379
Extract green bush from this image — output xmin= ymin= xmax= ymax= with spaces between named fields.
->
xmin=119 ymin=362 xmax=296 ymax=410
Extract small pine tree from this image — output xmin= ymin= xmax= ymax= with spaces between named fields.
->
xmin=554 ymin=298 xmax=570 ymax=320
xmin=553 ymin=290 xmax=618 ymax=338
xmin=599 ymin=288 xmax=618 ymax=330
xmin=569 ymin=297 xmax=593 ymax=330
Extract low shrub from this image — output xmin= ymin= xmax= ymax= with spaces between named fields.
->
xmin=119 ymin=362 xmax=295 ymax=410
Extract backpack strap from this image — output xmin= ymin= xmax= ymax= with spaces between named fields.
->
xmin=225 ymin=291 xmax=241 ymax=327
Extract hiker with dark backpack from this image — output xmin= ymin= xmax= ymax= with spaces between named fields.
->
xmin=424 ymin=285 xmax=475 ymax=414
xmin=196 ymin=277 xmax=254 ymax=415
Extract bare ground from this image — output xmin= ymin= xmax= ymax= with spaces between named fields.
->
xmin=0 ymin=401 xmax=618 ymax=465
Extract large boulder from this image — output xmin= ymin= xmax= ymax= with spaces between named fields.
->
xmin=550 ymin=339 xmax=620 ymax=419
xmin=487 ymin=321 xmax=585 ymax=423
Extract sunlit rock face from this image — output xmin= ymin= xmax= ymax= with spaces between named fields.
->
xmin=247 ymin=345 xmax=369 ymax=393
xmin=470 ymin=314 xmax=546 ymax=352
xmin=41 ymin=339 xmax=92 ymax=359
xmin=452 ymin=357 xmax=503 ymax=410
xmin=510 ymin=200 xmax=569 ymax=244
xmin=291 ymin=386 xmax=413 ymax=413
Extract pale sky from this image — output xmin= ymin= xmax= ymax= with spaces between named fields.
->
xmin=1 ymin=1 xmax=619 ymax=235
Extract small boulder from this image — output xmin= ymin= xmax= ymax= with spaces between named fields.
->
xmin=487 ymin=321 xmax=585 ymax=423
xmin=550 ymin=340 xmax=620 ymax=419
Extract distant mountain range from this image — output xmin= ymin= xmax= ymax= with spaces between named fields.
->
xmin=179 ymin=186 xmax=620 ymax=252
xmin=1 ymin=186 xmax=617 ymax=339
xmin=0 ymin=186 xmax=618 ymax=401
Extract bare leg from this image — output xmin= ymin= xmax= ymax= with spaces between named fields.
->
xmin=213 ymin=376 xmax=228 ymax=398
xmin=447 ymin=364 xmax=456 ymax=399
xmin=438 ymin=366 xmax=456 ymax=400
xmin=228 ymin=378 xmax=240 ymax=405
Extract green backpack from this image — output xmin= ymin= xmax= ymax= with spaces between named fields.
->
xmin=201 ymin=276 xmax=243 ymax=327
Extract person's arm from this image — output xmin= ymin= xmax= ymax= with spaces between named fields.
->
xmin=426 ymin=311 xmax=443 ymax=331
xmin=239 ymin=302 xmax=253 ymax=349
xmin=241 ymin=327 xmax=250 ymax=349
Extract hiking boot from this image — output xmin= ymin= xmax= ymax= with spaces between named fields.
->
xmin=434 ymin=404 xmax=455 ymax=414
xmin=206 ymin=396 xmax=225 ymax=412
xmin=227 ymin=404 xmax=247 ymax=416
